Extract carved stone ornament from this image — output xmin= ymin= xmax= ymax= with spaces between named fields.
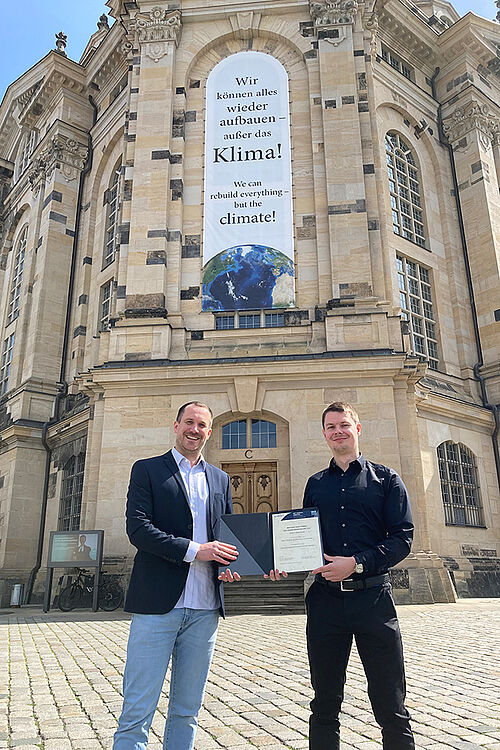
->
xmin=28 ymin=135 xmax=88 ymax=193
xmin=131 ymin=7 xmax=181 ymax=61
xmin=310 ymin=0 xmax=359 ymax=26
xmin=443 ymin=102 xmax=498 ymax=148
xmin=363 ymin=11 xmax=378 ymax=57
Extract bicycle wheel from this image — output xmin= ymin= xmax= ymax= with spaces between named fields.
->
xmin=98 ymin=581 xmax=123 ymax=611
xmin=58 ymin=584 xmax=83 ymax=612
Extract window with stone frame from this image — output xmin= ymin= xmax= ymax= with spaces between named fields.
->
xmin=437 ymin=442 xmax=485 ymax=527
xmin=0 ymin=333 xmax=15 ymax=395
xmin=103 ymin=159 xmax=122 ymax=268
xmin=58 ymin=452 xmax=86 ymax=531
xmin=385 ymin=132 xmax=426 ymax=248
xmin=18 ymin=129 xmax=37 ymax=176
xmin=7 ymin=226 xmax=27 ymax=325
xmin=99 ymin=279 xmax=113 ymax=332
xmin=397 ymin=255 xmax=439 ymax=370
xmin=222 ymin=418 xmax=277 ymax=449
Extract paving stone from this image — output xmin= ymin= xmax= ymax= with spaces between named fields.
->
xmin=0 ymin=599 xmax=499 ymax=749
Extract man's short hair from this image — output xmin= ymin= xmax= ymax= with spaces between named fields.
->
xmin=322 ymin=402 xmax=360 ymax=428
xmin=176 ymin=401 xmax=213 ymax=424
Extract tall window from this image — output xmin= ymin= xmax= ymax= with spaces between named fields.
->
xmin=8 ymin=227 xmax=27 ymax=324
xmin=222 ymin=419 xmax=277 ymax=449
xmin=18 ymin=130 xmax=37 ymax=175
xmin=397 ymin=255 xmax=438 ymax=370
xmin=437 ymin=442 xmax=484 ymax=527
xmin=103 ymin=160 xmax=121 ymax=267
xmin=0 ymin=334 xmax=15 ymax=395
xmin=222 ymin=420 xmax=247 ymax=449
xmin=385 ymin=133 xmax=426 ymax=247
xmin=58 ymin=452 xmax=85 ymax=530
xmin=99 ymin=279 xmax=113 ymax=331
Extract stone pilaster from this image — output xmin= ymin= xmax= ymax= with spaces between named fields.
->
xmin=310 ymin=0 xmax=374 ymax=304
xmin=443 ymin=99 xmax=500 ymax=400
xmin=122 ymin=6 xmax=182 ymax=326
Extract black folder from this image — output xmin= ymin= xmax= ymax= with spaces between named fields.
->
xmin=217 ymin=508 xmax=322 ymax=576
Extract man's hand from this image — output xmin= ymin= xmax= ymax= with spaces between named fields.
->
xmin=218 ymin=569 xmax=241 ymax=582
xmin=312 ymin=554 xmax=356 ymax=582
xmin=196 ymin=541 xmax=238 ymax=564
xmin=264 ymin=569 xmax=288 ymax=581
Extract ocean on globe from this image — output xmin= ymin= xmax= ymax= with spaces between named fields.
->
xmin=202 ymin=244 xmax=295 ymax=311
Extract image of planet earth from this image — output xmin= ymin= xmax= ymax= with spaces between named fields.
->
xmin=202 ymin=244 xmax=295 ymax=311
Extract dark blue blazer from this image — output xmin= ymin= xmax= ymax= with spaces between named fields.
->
xmin=124 ymin=449 xmax=233 ymax=615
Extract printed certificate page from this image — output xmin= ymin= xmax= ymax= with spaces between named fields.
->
xmin=271 ymin=508 xmax=323 ymax=573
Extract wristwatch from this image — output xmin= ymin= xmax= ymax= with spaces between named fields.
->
xmin=354 ymin=557 xmax=364 ymax=575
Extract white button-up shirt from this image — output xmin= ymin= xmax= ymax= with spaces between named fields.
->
xmin=172 ymin=446 xmax=218 ymax=610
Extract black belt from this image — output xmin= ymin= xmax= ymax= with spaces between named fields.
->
xmin=316 ymin=573 xmax=389 ymax=591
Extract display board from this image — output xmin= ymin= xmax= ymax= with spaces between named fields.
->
xmin=47 ymin=529 xmax=103 ymax=568
xmin=203 ymin=51 xmax=295 ymax=312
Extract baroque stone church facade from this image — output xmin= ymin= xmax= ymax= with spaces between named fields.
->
xmin=0 ymin=0 xmax=499 ymax=607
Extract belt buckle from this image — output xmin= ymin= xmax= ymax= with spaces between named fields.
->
xmin=340 ymin=578 xmax=355 ymax=592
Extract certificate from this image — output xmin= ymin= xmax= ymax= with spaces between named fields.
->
xmin=271 ymin=509 xmax=324 ymax=573
xmin=217 ymin=508 xmax=323 ymax=576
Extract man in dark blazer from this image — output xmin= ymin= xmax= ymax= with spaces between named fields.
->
xmin=113 ymin=401 xmax=238 ymax=750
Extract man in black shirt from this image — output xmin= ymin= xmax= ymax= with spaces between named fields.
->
xmin=303 ymin=401 xmax=415 ymax=750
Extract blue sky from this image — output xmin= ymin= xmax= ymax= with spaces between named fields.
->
xmin=0 ymin=0 xmax=496 ymax=101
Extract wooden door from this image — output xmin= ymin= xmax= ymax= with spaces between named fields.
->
xmin=221 ymin=462 xmax=278 ymax=514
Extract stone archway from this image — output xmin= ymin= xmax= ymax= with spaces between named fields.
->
xmin=206 ymin=410 xmax=291 ymax=512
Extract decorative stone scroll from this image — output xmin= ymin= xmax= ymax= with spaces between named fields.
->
xmin=310 ymin=0 xmax=359 ymax=26
xmin=443 ymin=102 xmax=500 ymax=149
xmin=131 ymin=7 xmax=181 ymax=62
xmin=28 ymin=135 xmax=88 ymax=193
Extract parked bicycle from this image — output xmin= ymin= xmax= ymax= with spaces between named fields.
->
xmin=57 ymin=568 xmax=123 ymax=611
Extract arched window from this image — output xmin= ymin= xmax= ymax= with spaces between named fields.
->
xmin=385 ymin=132 xmax=426 ymax=247
xmin=58 ymin=452 xmax=85 ymax=530
xmin=7 ymin=226 xmax=27 ymax=324
xmin=103 ymin=159 xmax=121 ymax=267
xmin=437 ymin=442 xmax=484 ymax=527
xmin=222 ymin=419 xmax=277 ymax=449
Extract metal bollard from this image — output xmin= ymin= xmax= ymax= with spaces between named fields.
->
xmin=10 ymin=583 xmax=23 ymax=607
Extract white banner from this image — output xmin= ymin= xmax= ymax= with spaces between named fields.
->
xmin=202 ymin=51 xmax=294 ymax=312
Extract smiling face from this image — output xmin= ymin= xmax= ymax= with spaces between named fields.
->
xmin=322 ymin=410 xmax=361 ymax=461
xmin=174 ymin=403 xmax=213 ymax=462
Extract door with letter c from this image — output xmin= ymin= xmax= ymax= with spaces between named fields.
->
xmin=221 ymin=462 xmax=278 ymax=514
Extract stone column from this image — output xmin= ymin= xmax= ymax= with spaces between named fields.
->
xmin=310 ymin=0 xmax=374 ymax=302
xmin=22 ymin=132 xmax=88 ymax=386
xmin=122 ymin=6 xmax=182 ymax=333
xmin=443 ymin=101 xmax=500 ymax=402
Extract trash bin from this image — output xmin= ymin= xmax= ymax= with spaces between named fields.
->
xmin=10 ymin=583 xmax=23 ymax=607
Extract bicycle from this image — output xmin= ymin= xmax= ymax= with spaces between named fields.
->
xmin=57 ymin=568 xmax=123 ymax=611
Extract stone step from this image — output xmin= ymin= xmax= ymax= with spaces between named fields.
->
xmin=223 ymin=572 xmax=307 ymax=615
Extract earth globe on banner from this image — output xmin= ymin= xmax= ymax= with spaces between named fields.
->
xmin=202 ymin=244 xmax=295 ymax=311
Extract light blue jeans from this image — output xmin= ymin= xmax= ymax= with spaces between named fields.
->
xmin=113 ymin=608 xmax=219 ymax=750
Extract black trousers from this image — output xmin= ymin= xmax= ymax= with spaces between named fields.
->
xmin=306 ymin=580 xmax=415 ymax=750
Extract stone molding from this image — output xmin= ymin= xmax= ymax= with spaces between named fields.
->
xmin=310 ymin=0 xmax=359 ymax=26
xmin=443 ymin=102 xmax=500 ymax=148
xmin=229 ymin=12 xmax=262 ymax=35
xmin=28 ymin=135 xmax=88 ymax=194
xmin=131 ymin=7 xmax=182 ymax=61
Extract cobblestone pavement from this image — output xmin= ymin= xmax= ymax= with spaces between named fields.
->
xmin=0 ymin=598 xmax=499 ymax=750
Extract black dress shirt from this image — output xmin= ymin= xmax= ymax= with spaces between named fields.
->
xmin=303 ymin=455 xmax=414 ymax=577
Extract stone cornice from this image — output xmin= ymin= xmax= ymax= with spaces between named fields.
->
xmin=377 ymin=4 xmax=437 ymax=66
